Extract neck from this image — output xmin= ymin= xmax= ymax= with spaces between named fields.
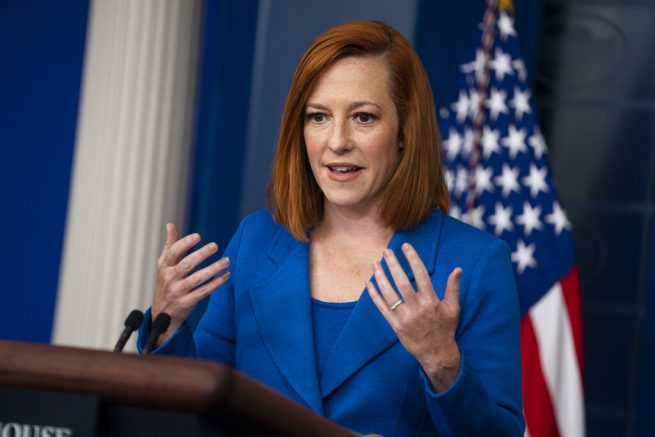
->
xmin=313 ymin=201 xmax=394 ymax=244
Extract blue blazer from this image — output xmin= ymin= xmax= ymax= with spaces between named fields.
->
xmin=140 ymin=210 xmax=525 ymax=436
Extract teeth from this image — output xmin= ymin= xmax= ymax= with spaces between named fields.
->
xmin=332 ymin=166 xmax=357 ymax=172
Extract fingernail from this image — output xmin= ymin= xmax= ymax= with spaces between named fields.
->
xmin=384 ymin=249 xmax=392 ymax=258
xmin=222 ymin=257 xmax=230 ymax=266
xmin=208 ymin=243 xmax=217 ymax=252
xmin=193 ymin=233 xmax=200 ymax=241
xmin=402 ymin=243 xmax=411 ymax=251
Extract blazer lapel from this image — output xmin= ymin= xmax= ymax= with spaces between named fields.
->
xmin=320 ymin=211 xmax=444 ymax=397
xmin=248 ymin=234 xmax=324 ymax=414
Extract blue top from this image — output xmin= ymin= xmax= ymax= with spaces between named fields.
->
xmin=138 ymin=209 xmax=525 ymax=436
xmin=311 ymin=298 xmax=355 ymax=379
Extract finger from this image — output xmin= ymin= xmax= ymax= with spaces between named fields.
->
xmin=181 ymin=270 xmax=231 ymax=306
xmin=382 ymin=249 xmax=417 ymax=304
xmin=401 ymin=243 xmax=434 ymax=299
xmin=180 ymin=256 xmax=230 ymax=290
xmin=372 ymin=261 xmax=402 ymax=307
xmin=165 ymin=223 xmax=179 ymax=248
xmin=165 ymin=232 xmax=201 ymax=266
xmin=443 ymin=267 xmax=462 ymax=311
xmin=158 ymin=223 xmax=180 ymax=265
xmin=366 ymin=281 xmax=396 ymax=323
xmin=176 ymin=242 xmax=219 ymax=275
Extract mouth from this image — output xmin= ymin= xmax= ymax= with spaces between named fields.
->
xmin=326 ymin=164 xmax=363 ymax=174
xmin=325 ymin=163 xmax=364 ymax=182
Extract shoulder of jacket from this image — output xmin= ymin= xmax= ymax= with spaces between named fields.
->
xmin=439 ymin=214 xmax=509 ymax=260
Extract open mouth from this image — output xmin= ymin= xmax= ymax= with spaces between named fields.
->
xmin=327 ymin=165 xmax=362 ymax=174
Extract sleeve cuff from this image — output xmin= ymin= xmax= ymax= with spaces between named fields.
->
xmin=419 ymin=350 xmax=466 ymax=400
xmin=137 ymin=308 xmax=196 ymax=356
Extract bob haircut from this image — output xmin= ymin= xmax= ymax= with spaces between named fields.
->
xmin=268 ymin=20 xmax=449 ymax=240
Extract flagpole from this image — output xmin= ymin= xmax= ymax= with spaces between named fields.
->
xmin=465 ymin=0 xmax=500 ymax=221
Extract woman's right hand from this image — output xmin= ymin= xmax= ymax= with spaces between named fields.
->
xmin=152 ymin=223 xmax=231 ymax=344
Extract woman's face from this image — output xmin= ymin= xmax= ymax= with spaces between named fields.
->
xmin=303 ymin=56 xmax=401 ymax=215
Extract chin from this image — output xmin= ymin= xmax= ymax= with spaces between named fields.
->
xmin=322 ymin=192 xmax=378 ymax=211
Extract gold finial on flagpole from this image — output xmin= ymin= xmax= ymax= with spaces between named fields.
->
xmin=499 ymin=0 xmax=514 ymax=13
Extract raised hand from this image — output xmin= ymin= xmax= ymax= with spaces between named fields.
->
xmin=152 ymin=223 xmax=231 ymax=344
xmin=367 ymin=242 xmax=462 ymax=393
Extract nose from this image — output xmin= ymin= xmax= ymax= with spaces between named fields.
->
xmin=327 ymin=118 xmax=353 ymax=154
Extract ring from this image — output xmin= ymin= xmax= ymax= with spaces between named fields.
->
xmin=389 ymin=299 xmax=403 ymax=311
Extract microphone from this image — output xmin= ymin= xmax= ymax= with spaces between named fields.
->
xmin=113 ymin=309 xmax=145 ymax=352
xmin=142 ymin=312 xmax=172 ymax=355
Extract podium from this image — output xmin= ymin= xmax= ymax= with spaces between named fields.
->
xmin=0 ymin=340 xmax=355 ymax=436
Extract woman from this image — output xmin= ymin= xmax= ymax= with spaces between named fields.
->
xmin=141 ymin=21 xmax=524 ymax=436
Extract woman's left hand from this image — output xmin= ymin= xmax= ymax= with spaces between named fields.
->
xmin=367 ymin=242 xmax=463 ymax=393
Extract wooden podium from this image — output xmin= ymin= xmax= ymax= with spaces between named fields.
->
xmin=0 ymin=340 xmax=355 ymax=436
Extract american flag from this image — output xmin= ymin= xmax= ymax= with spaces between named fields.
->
xmin=437 ymin=6 xmax=586 ymax=437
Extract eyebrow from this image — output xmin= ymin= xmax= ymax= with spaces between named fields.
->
xmin=305 ymin=101 xmax=382 ymax=111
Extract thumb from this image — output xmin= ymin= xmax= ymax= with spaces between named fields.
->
xmin=443 ymin=267 xmax=462 ymax=312
xmin=165 ymin=223 xmax=179 ymax=248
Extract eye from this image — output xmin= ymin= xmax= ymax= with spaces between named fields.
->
xmin=306 ymin=112 xmax=326 ymax=123
xmin=354 ymin=112 xmax=377 ymax=124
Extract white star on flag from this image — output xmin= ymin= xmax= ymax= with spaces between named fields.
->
xmin=497 ymin=12 xmax=517 ymax=40
xmin=448 ymin=205 xmax=462 ymax=221
xmin=461 ymin=48 xmax=485 ymax=81
xmin=481 ymin=126 xmax=501 ymax=159
xmin=522 ymin=164 xmax=549 ymax=198
xmin=509 ymin=86 xmax=531 ymax=120
xmin=516 ymin=202 xmax=543 ymax=236
xmin=545 ymin=201 xmax=572 ymax=235
xmin=488 ymin=202 xmax=514 ymax=236
xmin=475 ymin=166 xmax=495 ymax=195
xmin=454 ymin=166 xmax=468 ymax=197
xmin=444 ymin=129 xmax=463 ymax=161
xmin=502 ymin=124 xmax=528 ymax=159
xmin=489 ymin=48 xmax=513 ymax=81
xmin=467 ymin=205 xmax=486 ymax=230
xmin=486 ymin=87 xmax=509 ymax=121
xmin=528 ymin=127 xmax=548 ymax=159
xmin=494 ymin=164 xmax=521 ymax=197
xmin=512 ymin=59 xmax=527 ymax=82
xmin=511 ymin=239 xmax=537 ymax=273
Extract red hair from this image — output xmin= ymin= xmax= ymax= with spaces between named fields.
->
xmin=268 ymin=20 xmax=449 ymax=240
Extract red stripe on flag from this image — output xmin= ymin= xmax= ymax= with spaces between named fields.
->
xmin=521 ymin=315 xmax=561 ymax=437
xmin=560 ymin=267 xmax=584 ymax=378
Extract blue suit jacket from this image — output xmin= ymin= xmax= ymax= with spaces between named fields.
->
xmin=140 ymin=210 xmax=525 ymax=436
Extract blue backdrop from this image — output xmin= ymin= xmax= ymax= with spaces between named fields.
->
xmin=0 ymin=0 xmax=89 ymax=343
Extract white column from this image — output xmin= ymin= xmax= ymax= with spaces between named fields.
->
xmin=53 ymin=0 xmax=202 ymax=349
